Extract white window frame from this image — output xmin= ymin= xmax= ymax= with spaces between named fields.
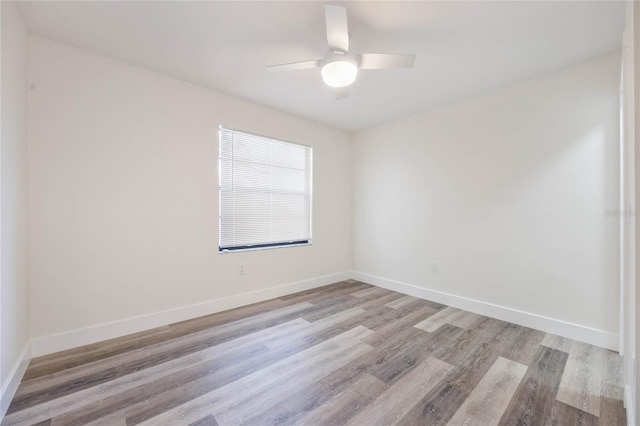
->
xmin=218 ymin=126 xmax=313 ymax=253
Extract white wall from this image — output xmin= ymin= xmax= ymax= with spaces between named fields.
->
xmin=352 ymin=53 xmax=621 ymax=349
xmin=28 ymin=36 xmax=351 ymax=353
xmin=0 ymin=1 xmax=30 ymax=416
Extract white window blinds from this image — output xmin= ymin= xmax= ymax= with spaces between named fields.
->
xmin=219 ymin=127 xmax=312 ymax=251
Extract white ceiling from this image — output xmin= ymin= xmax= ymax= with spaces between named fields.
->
xmin=18 ymin=1 xmax=624 ymax=132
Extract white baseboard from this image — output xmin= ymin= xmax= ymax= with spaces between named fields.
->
xmin=353 ymin=271 xmax=619 ymax=352
xmin=625 ymin=385 xmax=635 ymax=426
xmin=31 ymin=271 xmax=351 ymax=357
xmin=1 ymin=342 xmax=32 ymax=420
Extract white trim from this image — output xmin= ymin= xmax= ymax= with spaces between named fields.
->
xmin=626 ymin=385 xmax=636 ymax=426
xmin=353 ymin=271 xmax=619 ymax=352
xmin=0 ymin=342 xmax=32 ymax=421
xmin=31 ymin=271 xmax=351 ymax=357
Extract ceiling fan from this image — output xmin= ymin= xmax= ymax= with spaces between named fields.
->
xmin=267 ymin=4 xmax=416 ymax=99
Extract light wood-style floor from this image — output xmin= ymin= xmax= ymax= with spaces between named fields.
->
xmin=3 ymin=281 xmax=626 ymax=426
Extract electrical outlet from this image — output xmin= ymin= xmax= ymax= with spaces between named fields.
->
xmin=432 ymin=261 xmax=440 ymax=273
xmin=238 ymin=264 xmax=247 ymax=275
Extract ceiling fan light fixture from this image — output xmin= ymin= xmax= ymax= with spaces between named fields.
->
xmin=321 ymin=59 xmax=358 ymax=88
xmin=267 ymin=5 xmax=415 ymax=98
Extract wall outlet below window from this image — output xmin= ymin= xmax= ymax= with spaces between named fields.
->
xmin=432 ymin=261 xmax=440 ymax=273
xmin=238 ymin=264 xmax=247 ymax=275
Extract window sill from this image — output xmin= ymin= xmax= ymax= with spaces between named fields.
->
xmin=219 ymin=242 xmax=312 ymax=254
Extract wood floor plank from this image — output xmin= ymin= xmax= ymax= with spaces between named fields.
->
xmin=209 ymin=321 xmax=378 ymax=426
xmin=414 ymin=306 xmax=481 ymax=332
xmin=290 ymin=283 xmax=374 ymax=307
xmin=397 ymin=321 xmax=524 ymax=426
xmin=262 ymin=307 xmax=366 ymax=350
xmin=299 ymin=294 xmax=363 ymax=322
xmin=345 ymin=357 xmax=453 ymax=426
xmin=20 ymin=299 xmax=311 ymax=387
xmin=212 ymin=327 xmax=376 ymax=426
xmin=498 ymin=345 xmax=569 ymax=425
xmin=547 ymin=401 xmax=599 ymax=426
xmin=293 ymin=373 xmax=388 ymax=426
xmin=351 ymin=286 xmax=389 ymax=298
xmin=55 ymin=324 xmax=373 ymax=426
xmin=235 ymin=324 xmax=460 ymax=426
xmin=435 ymin=317 xmax=518 ymax=368
xmin=366 ymin=324 xmax=455 ymax=385
xmin=446 ymin=356 xmax=527 ymax=425
xmin=12 ymin=316 xmax=303 ymax=407
xmin=263 ymin=372 xmax=385 ymax=426
xmin=136 ymin=326 xmax=373 ymax=425
xmin=9 ymin=308 xmax=313 ymax=414
xmin=385 ymin=295 xmax=420 ymax=309
xmin=362 ymin=301 xmax=440 ymax=347
xmin=22 ymin=326 xmax=175 ymax=382
xmin=603 ymin=348 xmax=624 ymax=388
xmin=541 ymin=333 xmax=573 ymax=353
xmin=556 ymin=341 xmax=605 ymax=416
xmin=599 ymin=383 xmax=625 ymax=426
xmin=339 ymin=324 xmax=461 ymax=387
xmin=9 ymin=312 xmax=343 ymax=424
xmin=24 ymin=292 xmax=300 ymax=381
xmin=122 ymin=308 xmax=373 ymax=424
xmin=356 ymin=291 xmax=406 ymax=310
xmin=122 ymin=336 xmax=316 ymax=424
xmin=296 ymin=289 xmax=401 ymax=326
xmin=599 ymin=350 xmax=625 ymax=425
xmin=188 ymin=414 xmax=219 ymax=426
xmin=213 ymin=347 xmax=373 ymax=426
xmin=299 ymin=288 xmax=402 ymax=323
xmin=500 ymin=325 xmax=545 ymax=365
xmin=78 ymin=410 xmax=127 ymax=426
xmin=61 ymin=309 xmax=366 ymax=425
xmin=358 ymin=301 xmax=427 ymax=332
xmin=4 ymin=341 xmax=270 ymax=426
xmin=278 ymin=281 xmax=368 ymax=303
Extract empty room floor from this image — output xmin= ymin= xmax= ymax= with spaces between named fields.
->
xmin=2 ymin=281 xmax=626 ymax=425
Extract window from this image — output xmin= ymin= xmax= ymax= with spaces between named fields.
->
xmin=219 ymin=126 xmax=312 ymax=252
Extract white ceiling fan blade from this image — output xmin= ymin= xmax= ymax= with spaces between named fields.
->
xmin=267 ymin=60 xmax=322 ymax=71
xmin=334 ymin=86 xmax=349 ymax=100
xmin=325 ymin=4 xmax=349 ymax=52
xmin=358 ymin=53 xmax=416 ymax=69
